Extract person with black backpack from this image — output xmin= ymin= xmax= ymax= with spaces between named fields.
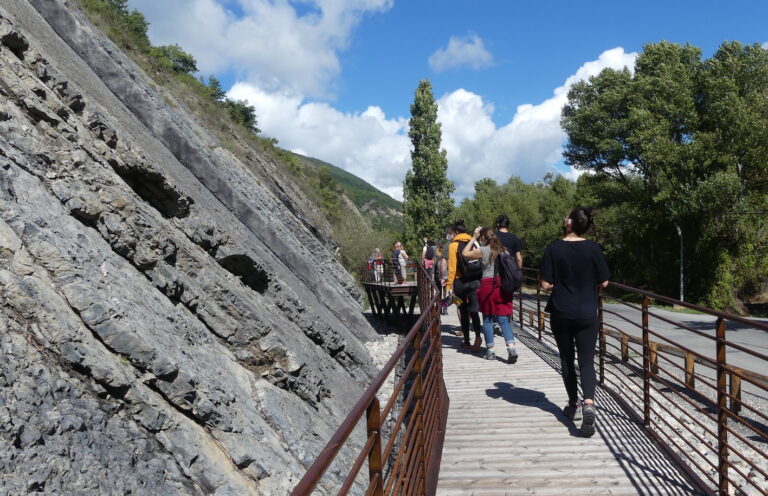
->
xmin=445 ymin=219 xmax=483 ymax=352
xmin=462 ymin=226 xmax=520 ymax=363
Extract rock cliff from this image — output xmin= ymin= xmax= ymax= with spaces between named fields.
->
xmin=0 ymin=1 xmax=382 ymax=494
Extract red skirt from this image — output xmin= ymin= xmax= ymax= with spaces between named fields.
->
xmin=477 ymin=276 xmax=514 ymax=316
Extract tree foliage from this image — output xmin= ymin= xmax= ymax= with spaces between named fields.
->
xmin=224 ymin=99 xmax=260 ymax=133
xmin=561 ymin=41 xmax=768 ymax=311
xmin=207 ymin=76 xmax=226 ymax=101
xmin=403 ymin=79 xmax=455 ymax=252
xmin=150 ymin=44 xmax=198 ymax=73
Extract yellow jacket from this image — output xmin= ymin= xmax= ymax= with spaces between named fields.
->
xmin=446 ymin=233 xmax=473 ymax=292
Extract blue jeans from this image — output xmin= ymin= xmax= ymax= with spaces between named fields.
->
xmin=482 ymin=314 xmax=516 ymax=347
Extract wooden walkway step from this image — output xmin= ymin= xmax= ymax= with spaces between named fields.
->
xmin=436 ymin=313 xmax=704 ymax=496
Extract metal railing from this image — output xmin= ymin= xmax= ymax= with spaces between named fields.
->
xmin=517 ymin=267 xmax=768 ymax=496
xmin=292 ymin=263 xmax=448 ymax=495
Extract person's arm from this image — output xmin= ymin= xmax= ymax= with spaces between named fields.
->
xmin=515 ymin=251 xmax=523 ymax=268
xmin=401 ymin=250 xmax=408 ymax=260
xmin=541 ymin=280 xmax=554 ymax=290
xmin=461 ymin=226 xmax=483 ymax=260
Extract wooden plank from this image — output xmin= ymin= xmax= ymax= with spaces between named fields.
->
xmin=436 ymin=310 xmax=699 ymax=496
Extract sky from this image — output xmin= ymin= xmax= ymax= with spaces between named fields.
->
xmin=127 ymin=0 xmax=768 ymax=201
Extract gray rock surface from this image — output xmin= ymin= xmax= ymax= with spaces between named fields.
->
xmin=0 ymin=2 xmax=382 ymax=493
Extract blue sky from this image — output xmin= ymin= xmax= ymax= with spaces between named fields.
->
xmin=128 ymin=0 xmax=768 ymax=201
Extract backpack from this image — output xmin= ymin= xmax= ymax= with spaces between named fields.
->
xmin=494 ymin=250 xmax=523 ymax=294
xmin=424 ymin=245 xmax=436 ymax=260
xmin=456 ymin=241 xmax=483 ymax=281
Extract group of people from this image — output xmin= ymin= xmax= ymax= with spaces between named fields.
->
xmin=429 ymin=207 xmax=609 ymax=437
xmin=366 ymin=207 xmax=609 ymax=436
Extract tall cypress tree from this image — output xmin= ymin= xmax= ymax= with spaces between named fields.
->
xmin=403 ymin=79 xmax=455 ymax=252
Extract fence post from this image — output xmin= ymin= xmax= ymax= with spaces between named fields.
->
xmin=367 ymin=398 xmax=384 ymax=496
xmin=642 ymin=295 xmax=650 ymax=426
xmin=650 ymin=342 xmax=658 ymax=375
xmin=621 ymin=334 xmax=629 ymax=362
xmin=716 ymin=317 xmax=729 ymax=495
xmin=598 ymin=287 xmax=605 ymax=385
xmin=730 ymin=371 xmax=742 ymax=416
xmin=685 ymin=353 xmax=695 ymax=389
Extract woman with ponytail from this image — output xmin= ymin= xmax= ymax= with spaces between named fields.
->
xmin=540 ymin=207 xmax=610 ymax=437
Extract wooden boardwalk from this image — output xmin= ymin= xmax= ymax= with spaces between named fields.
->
xmin=436 ymin=312 xmax=705 ymax=496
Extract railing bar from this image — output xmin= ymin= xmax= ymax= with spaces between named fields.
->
xmin=723 ymin=340 xmax=768 ymax=362
xmin=392 ymin=424 xmax=420 ymax=496
xmin=364 ymin=473 xmax=382 ymax=496
xmin=381 ymin=385 xmax=418 ymax=462
xmin=380 ymin=356 xmax=417 ymax=421
xmin=338 ymin=433 xmax=378 ymax=496
xmin=651 ymin=358 xmax=719 ymax=395
xmin=609 ymin=282 xmax=768 ymax=330
xmin=384 ymin=406 xmax=420 ymax=495
xmin=722 ymin=425 xmax=768 ymax=477
xmin=601 ymin=308 xmax=644 ymax=329
xmin=292 ymin=295 xmax=433 ymax=495
xmin=727 ymin=366 xmax=768 ymax=391
xmin=601 ymin=294 xmax=644 ymax=312
xmin=644 ymin=310 xmax=719 ymax=340
xmin=647 ymin=417 xmax=719 ymax=472
xmin=644 ymin=383 xmax=719 ymax=439
xmin=724 ymin=407 xmax=768 ymax=439
xmin=722 ymin=456 xmax=768 ymax=495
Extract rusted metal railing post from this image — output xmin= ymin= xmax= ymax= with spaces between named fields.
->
xmin=642 ymin=295 xmax=651 ymax=426
xmin=598 ymin=286 xmax=605 ymax=385
xmin=367 ymin=398 xmax=384 ymax=496
xmin=716 ymin=317 xmax=729 ymax=495
xmin=536 ymin=272 xmax=542 ymax=340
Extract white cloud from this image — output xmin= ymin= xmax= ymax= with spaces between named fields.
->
xmin=230 ymin=47 xmax=637 ymax=201
xmin=127 ymin=0 xmax=393 ymax=98
xmin=429 ymin=34 xmax=494 ymax=72
xmin=763 ymin=41 xmax=768 ymax=49
xmin=439 ymin=47 xmax=637 ymax=198
xmin=228 ymin=83 xmax=411 ymax=200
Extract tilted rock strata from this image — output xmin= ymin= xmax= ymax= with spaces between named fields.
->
xmin=0 ymin=2 xmax=379 ymax=494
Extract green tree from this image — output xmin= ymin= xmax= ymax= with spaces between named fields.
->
xmin=151 ymin=44 xmax=198 ymax=73
xmin=403 ymin=79 xmax=455 ymax=251
xmin=224 ymin=99 xmax=260 ymax=133
xmin=561 ymin=41 xmax=768 ymax=310
xmin=207 ymin=76 xmax=226 ymax=101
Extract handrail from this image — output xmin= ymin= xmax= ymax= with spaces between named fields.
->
xmin=517 ymin=267 xmax=768 ymax=496
xmin=292 ymin=262 xmax=448 ymax=495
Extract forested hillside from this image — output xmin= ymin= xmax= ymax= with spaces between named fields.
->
xmin=454 ymin=41 xmax=768 ymax=314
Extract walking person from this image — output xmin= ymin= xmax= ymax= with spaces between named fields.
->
xmin=540 ymin=207 xmax=610 ymax=437
xmin=446 ymin=219 xmax=483 ymax=352
xmin=494 ymin=214 xmax=524 ymax=335
xmin=422 ymin=238 xmax=437 ymax=282
xmin=462 ymin=226 xmax=519 ymax=363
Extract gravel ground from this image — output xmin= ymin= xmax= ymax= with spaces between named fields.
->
xmin=516 ymin=323 xmax=768 ymax=496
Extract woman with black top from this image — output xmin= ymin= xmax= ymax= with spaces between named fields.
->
xmin=540 ymin=207 xmax=610 ymax=437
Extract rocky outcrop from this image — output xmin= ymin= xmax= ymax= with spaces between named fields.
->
xmin=0 ymin=2 xmax=380 ymax=494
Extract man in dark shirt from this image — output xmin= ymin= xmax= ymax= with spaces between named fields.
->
xmin=494 ymin=214 xmax=523 ymax=268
